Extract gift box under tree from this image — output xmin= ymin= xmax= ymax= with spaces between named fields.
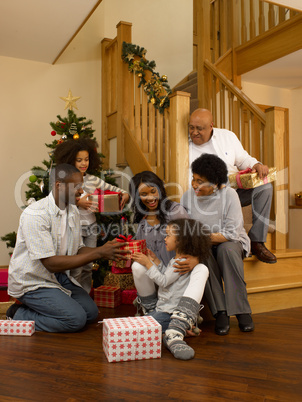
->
xmin=102 ymin=316 xmax=162 ymax=363
xmin=229 ymin=167 xmax=277 ymax=189
xmin=121 ymin=289 xmax=137 ymax=305
xmin=94 ymin=286 xmax=121 ymax=308
xmin=104 ymin=272 xmax=135 ymax=291
xmin=0 ymin=268 xmax=9 ymax=302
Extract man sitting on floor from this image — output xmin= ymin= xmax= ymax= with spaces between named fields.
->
xmin=7 ymin=163 xmax=128 ymax=332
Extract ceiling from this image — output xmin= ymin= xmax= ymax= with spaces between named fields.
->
xmin=0 ymin=0 xmax=101 ymax=64
xmin=0 ymin=0 xmax=301 ymax=90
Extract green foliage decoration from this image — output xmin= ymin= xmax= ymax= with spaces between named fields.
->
xmin=122 ymin=41 xmax=172 ymax=113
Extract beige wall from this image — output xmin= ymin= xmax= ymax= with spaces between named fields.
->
xmin=242 ymin=80 xmax=302 ymax=248
xmin=0 ymin=0 xmax=193 ymax=264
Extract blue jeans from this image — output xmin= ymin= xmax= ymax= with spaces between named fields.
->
xmin=15 ymin=273 xmax=99 ymax=332
xmin=148 ymin=310 xmax=171 ymax=333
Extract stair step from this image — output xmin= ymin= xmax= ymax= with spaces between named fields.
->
xmin=190 ymin=99 xmax=199 ymax=113
xmin=244 ymin=248 xmax=302 ymax=314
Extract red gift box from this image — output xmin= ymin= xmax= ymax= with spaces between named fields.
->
xmin=110 ymin=264 xmax=132 ymax=274
xmin=0 ymin=320 xmax=35 ymax=336
xmin=89 ymin=189 xmax=121 ymax=213
xmin=94 ymin=286 xmax=121 ymax=308
xmin=102 ymin=316 xmax=162 ymax=363
xmin=121 ymin=289 xmax=137 ymax=305
xmin=0 ymin=268 xmax=9 ymax=302
xmin=110 ymin=236 xmax=147 ymax=269
xmin=0 ymin=268 xmax=8 ymax=286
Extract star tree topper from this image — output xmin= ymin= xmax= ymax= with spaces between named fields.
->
xmin=60 ymin=90 xmax=81 ymax=110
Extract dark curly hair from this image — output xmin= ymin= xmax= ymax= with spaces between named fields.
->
xmin=49 ymin=163 xmax=81 ymax=185
xmin=191 ymin=153 xmax=228 ymax=187
xmin=54 ymin=137 xmax=102 ymax=173
xmin=167 ymin=218 xmax=211 ymax=263
xmin=129 ymin=171 xmax=173 ymax=225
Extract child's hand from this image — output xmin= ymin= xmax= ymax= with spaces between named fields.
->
xmin=147 ymin=249 xmax=160 ymax=266
xmin=132 ymin=252 xmax=153 ymax=269
xmin=120 ymin=193 xmax=130 ymax=210
xmin=77 ymin=194 xmax=98 ymax=212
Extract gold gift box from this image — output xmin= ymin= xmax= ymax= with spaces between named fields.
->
xmin=89 ymin=193 xmax=120 ymax=213
xmin=104 ymin=272 xmax=135 ymax=291
xmin=229 ymin=167 xmax=277 ymax=189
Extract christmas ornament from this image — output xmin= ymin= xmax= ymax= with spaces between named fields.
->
xmin=51 ymin=131 xmax=56 ymax=136
xmin=48 ymin=151 xmax=54 ymax=158
xmin=161 ymin=75 xmax=168 ymax=82
xmin=138 ymin=73 xmax=142 ymax=78
xmin=29 ymin=175 xmax=37 ymax=183
xmin=73 ymin=133 xmax=79 ymax=140
xmin=92 ymin=263 xmax=99 ymax=270
xmin=62 ymin=134 xmax=67 ymax=140
xmin=69 ymin=122 xmax=77 ymax=135
xmin=150 ymin=98 xmax=156 ymax=104
xmin=57 ymin=139 xmax=63 ymax=144
xmin=40 ymin=181 xmax=44 ymax=192
xmin=60 ymin=90 xmax=81 ymax=111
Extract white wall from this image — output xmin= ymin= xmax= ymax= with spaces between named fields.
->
xmin=0 ymin=0 xmax=193 ymax=264
xmin=242 ymin=80 xmax=302 ymax=248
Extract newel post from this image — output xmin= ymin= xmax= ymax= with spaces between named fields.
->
xmin=264 ymin=106 xmax=289 ymax=250
xmin=167 ymin=91 xmax=191 ymax=203
xmin=116 ymin=21 xmax=132 ymax=167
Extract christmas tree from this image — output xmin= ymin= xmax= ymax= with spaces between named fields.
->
xmin=2 ymin=92 xmax=133 ymax=287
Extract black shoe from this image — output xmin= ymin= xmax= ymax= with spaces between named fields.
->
xmin=215 ymin=311 xmax=230 ymax=336
xmin=6 ymin=303 xmax=21 ymax=320
xmin=236 ymin=313 xmax=254 ymax=332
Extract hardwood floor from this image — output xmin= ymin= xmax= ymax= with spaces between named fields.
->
xmin=0 ymin=305 xmax=302 ymax=401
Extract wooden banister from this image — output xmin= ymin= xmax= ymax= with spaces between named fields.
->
xmin=101 ymin=22 xmax=191 ymax=201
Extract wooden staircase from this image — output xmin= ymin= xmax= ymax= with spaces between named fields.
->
xmin=101 ymin=1 xmax=302 ymax=316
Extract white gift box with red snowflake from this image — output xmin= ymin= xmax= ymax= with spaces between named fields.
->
xmin=103 ymin=316 xmax=162 ymax=363
xmin=0 ymin=320 xmax=35 ymax=336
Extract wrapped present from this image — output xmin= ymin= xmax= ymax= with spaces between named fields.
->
xmin=102 ymin=316 xmax=162 ymax=363
xmin=89 ymin=189 xmax=121 ymax=213
xmin=0 ymin=268 xmax=9 ymax=302
xmin=0 ymin=268 xmax=8 ymax=286
xmin=121 ymin=289 xmax=137 ymax=305
xmin=94 ymin=286 xmax=121 ymax=308
xmin=229 ymin=167 xmax=277 ymax=189
xmin=0 ymin=320 xmax=35 ymax=336
xmin=104 ymin=272 xmax=135 ymax=291
xmin=110 ymin=236 xmax=147 ymax=269
xmin=110 ymin=263 xmax=132 ymax=274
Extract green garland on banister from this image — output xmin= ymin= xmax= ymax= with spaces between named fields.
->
xmin=121 ymin=41 xmax=172 ymax=114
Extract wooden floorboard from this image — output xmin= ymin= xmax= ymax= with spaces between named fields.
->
xmin=0 ymin=304 xmax=302 ymax=401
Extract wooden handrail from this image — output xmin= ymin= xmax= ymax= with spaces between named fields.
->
xmin=204 ymin=59 xmax=266 ymax=124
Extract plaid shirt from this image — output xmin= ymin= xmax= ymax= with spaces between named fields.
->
xmin=8 ymin=193 xmax=84 ymax=298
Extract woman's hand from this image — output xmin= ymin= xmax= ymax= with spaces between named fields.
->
xmin=77 ymin=194 xmax=98 ymax=212
xmin=132 ymin=252 xmax=153 ymax=269
xmin=120 ymin=193 xmax=130 ymax=210
xmin=173 ymin=255 xmax=199 ymax=275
